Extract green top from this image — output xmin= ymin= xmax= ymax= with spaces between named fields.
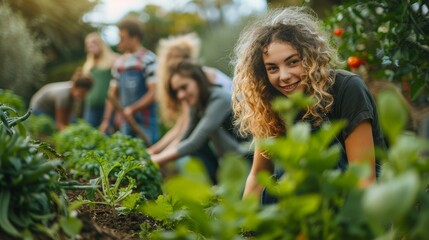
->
xmin=85 ymin=67 xmax=112 ymax=107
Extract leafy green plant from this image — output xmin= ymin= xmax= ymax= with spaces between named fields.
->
xmin=0 ymin=89 xmax=56 ymax=141
xmin=0 ymin=104 xmax=82 ymax=239
xmin=24 ymin=114 xmax=56 ymax=141
xmin=139 ymin=90 xmax=429 ymax=239
xmin=54 ymin=121 xmax=163 ymax=200
xmin=79 ymin=153 xmax=144 ymax=211
xmin=0 ymin=89 xmax=25 ymax=113
xmin=361 ymin=89 xmax=429 ymax=239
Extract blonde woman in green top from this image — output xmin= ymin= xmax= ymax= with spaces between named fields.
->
xmin=83 ymin=32 xmax=119 ymax=128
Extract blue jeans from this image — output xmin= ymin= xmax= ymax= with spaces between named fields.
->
xmin=176 ymin=141 xmax=219 ymax=184
xmin=83 ymin=105 xmax=104 ymax=128
xmin=121 ymin=114 xmax=159 ymax=145
xmin=32 ymin=108 xmax=54 ymax=120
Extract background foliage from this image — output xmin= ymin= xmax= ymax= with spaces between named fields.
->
xmin=0 ymin=3 xmax=45 ymax=104
xmin=325 ymin=0 xmax=429 ymax=104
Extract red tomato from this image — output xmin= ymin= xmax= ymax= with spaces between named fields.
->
xmin=347 ymin=56 xmax=362 ymax=69
xmin=333 ymin=28 xmax=344 ymax=37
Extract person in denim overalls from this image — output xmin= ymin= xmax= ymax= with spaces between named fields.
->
xmin=99 ymin=17 xmax=159 ymax=144
xmin=231 ymin=7 xmax=386 ymax=204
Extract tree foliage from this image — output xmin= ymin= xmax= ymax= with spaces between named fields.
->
xmin=325 ymin=0 xmax=429 ymax=102
xmin=0 ymin=3 xmax=45 ymax=103
xmin=125 ymin=5 xmax=206 ymax=52
xmin=3 ymin=0 xmax=98 ymax=60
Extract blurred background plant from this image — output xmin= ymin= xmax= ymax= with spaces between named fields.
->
xmin=325 ymin=0 xmax=429 ymax=104
xmin=0 ymin=3 xmax=45 ymax=104
xmin=0 ymin=0 xmax=343 ymax=106
xmin=1 ymin=0 xmax=427 ymax=106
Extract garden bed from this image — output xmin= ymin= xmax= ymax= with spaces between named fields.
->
xmin=76 ymin=204 xmax=156 ymax=240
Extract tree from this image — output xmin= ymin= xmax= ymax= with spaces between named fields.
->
xmin=325 ymin=0 xmax=429 ymax=103
xmin=125 ymin=4 xmax=207 ymax=52
xmin=0 ymin=3 xmax=45 ymax=104
xmin=3 ymin=0 xmax=98 ymax=61
xmin=266 ymin=0 xmax=342 ymax=18
xmin=189 ymin=0 xmax=234 ymax=26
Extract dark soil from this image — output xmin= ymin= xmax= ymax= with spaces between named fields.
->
xmin=0 ymin=203 xmax=158 ymax=240
xmin=76 ymin=204 xmax=160 ymax=240
xmin=68 ymin=188 xmax=163 ymax=240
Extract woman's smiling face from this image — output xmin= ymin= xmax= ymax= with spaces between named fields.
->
xmin=170 ymin=73 xmax=199 ymax=106
xmin=262 ymin=41 xmax=306 ymax=96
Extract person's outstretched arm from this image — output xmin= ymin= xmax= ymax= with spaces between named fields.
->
xmin=148 ymin=110 xmax=189 ymax=154
xmin=150 ymin=90 xmax=229 ymax=165
xmin=243 ymin=147 xmax=274 ymax=199
xmin=344 ymin=120 xmax=376 ymax=188
xmin=55 ymin=107 xmax=71 ymax=131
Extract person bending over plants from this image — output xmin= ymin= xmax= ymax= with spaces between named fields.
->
xmin=148 ymin=33 xmax=234 ymax=175
xmin=30 ymin=68 xmax=93 ymax=131
xmin=149 ymin=61 xmax=251 ymax=184
xmin=231 ymin=6 xmax=387 ymax=204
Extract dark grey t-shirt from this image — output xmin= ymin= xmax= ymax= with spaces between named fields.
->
xmin=30 ymin=81 xmax=73 ymax=116
xmin=328 ymin=70 xmax=386 ymax=152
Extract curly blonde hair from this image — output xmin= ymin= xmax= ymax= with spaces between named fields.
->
xmin=156 ymin=33 xmax=201 ymax=126
xmin=232 ymin=6 xmax=341 ymax=140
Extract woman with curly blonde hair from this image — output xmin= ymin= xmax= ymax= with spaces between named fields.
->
xmin=232 ymin=7 xmax=386 ymax=203
xmin=148 ymin=33 xmax=233 ymax=157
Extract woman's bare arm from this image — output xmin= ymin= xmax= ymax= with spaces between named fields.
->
xmin=344 ymin=120 xmax=376 ymax=188
xmin=243 ymin=147 xmax=274 ymax=199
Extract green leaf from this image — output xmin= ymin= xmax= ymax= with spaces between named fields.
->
xmin=60 ymin=216 xmax=83 ymax=237
xmin=410 ymin=77 xmax=426 ymax=100
xmin=121 ymin=193 xmax=141 ymax=210
xmin=388 ymin=134 xmax=428 ymax=171
xmin=377 ymin=89 xmax=408 ymax=145
xmin=142 ymin=195 xmax=174 ymax=221
xmin=165 ymin=175 xmax=213 ymax=204
xmin=292 ymin=194 xmax=321 ymax=217
xmin=362 ymin=170 xmax=420 ymax=223
xmin=217 ymin=153 xmax=249 ymax=201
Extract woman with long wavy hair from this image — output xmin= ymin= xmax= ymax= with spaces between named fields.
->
xmin=231 ymin=7 xmax=386 ymax=204
xmin=82 ymin=32 xmax=119 ymax=128
xmin=148 ymin=33 xmax=233 ymax=158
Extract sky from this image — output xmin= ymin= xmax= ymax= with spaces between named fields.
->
xmin=84 ymin=0 xmax=266 ymax=45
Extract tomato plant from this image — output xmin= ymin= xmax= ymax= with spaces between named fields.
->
xmin=325 ymin=1 xmax=429 ymax=101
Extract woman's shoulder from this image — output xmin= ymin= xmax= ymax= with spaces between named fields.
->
xmin=209 ymin=86 xmax=231 ymax=97
xmin=335 ymin=69 xmax=359 ymax=81
xmin=208 ymin=86 xmax=232 ymax=104
xmin=333 ymin=70 xmax=366 ymax=92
